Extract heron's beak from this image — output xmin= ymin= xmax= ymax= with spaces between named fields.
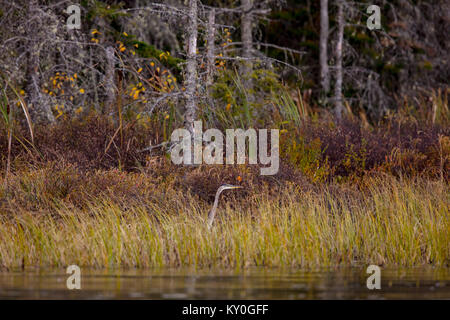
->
xmin=230 ymin=186 xmax=243 ymax=189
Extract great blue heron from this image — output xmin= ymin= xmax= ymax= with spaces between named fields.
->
xmin=207 ymin=184 xmax=242 ymax=229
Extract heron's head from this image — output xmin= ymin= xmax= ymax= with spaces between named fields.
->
xmin=218 ymin=184 xmax=243 ymax=193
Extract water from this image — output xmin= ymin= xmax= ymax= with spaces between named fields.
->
xmin=0 ymin=267 xmax=449 ymax=299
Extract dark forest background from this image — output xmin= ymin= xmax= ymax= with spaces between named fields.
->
xmin=0 ymin=0 xmax=448 ymax=183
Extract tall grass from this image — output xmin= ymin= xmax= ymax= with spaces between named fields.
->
xmin=0 ymin=174 xmax=448 ymax=269
xmin=0 ymin=75 xmax=448 ymax=270
xmin=0 ymin=76 xmax=34 ymax=180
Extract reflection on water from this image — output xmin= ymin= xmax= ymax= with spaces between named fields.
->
xmin=0 ymin=267 xmax=449 ymax=299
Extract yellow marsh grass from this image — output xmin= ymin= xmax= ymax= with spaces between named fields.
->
xmin=0 ymin=178 xmax=448 ymax=269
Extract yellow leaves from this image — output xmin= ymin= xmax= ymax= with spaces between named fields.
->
xmin=164 ymin=114 xmax=170 ymax=120
xmin=237 ymin=175 xmax=242 ymax=182
xmin=216 ymin=53 xmax=224 ymax=66
xmin=128 ymin=62 xmax=175 ymax=94
xmin=19 ymin=90 xmax=25 ymax=96
xmin=215 ymin=53 xmax=226 ymax=69
xmin=223 ymin=28 xmax=232 ymax=48
xmin=123 ymin=32 xmax=128 ymax=37
xmin=75 ymin=107 xmax=83 ymax=114
xmin=226 ymin=103 xmax=231 ymax=111
xmin=134 ymin=44 xmax=139 ymax=48
xmin=79 ymin=88 xmax=85 ymax=94
xmin=45 ymin=72 xmax=79 ymax=98
xmin=129 ymin=85 xmax=144 ymax=100
xmin=91 ymin=30 xmax=100 ymax=43
xmin=118 ymin=42 xmax=126 ymax=52
xmin=54 ymin=104 xmax=64 ymax=119
xmin=159 ymin=51 xmax=170 ymax=61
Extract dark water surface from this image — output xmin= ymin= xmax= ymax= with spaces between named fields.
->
xmin=0 ymin=267 xmax=449 ymax=299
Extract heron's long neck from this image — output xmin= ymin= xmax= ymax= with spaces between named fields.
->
xmin=207 ymin=190 xmax=223 ymax=228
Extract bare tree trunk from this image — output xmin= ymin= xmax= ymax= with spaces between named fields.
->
xmin=334 ymin=0 xmax=344 ymax=121
xmin=206 ymin=8 xmax=216 ymax=87
xmin=104 ymin=46 xmax=116 ymax=117
xmin=319 ymin=0 xmax=330 ymax=93
xmin=89 ymin=46 xmax=100 ymax=114
xmin=26 ymin=50 xmax=55 ymax=124
xmin=241 ymin=0 xmax=253 ymax=92
xmin=184 ymin=0 xmax=198 ymax=136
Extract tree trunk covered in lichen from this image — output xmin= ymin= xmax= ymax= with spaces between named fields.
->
xmin=334 ymin=0 xmax=344 ymax=121
xmin=319 ymin=0 xmax=330 ymax=94
xmin=184 ymin=0 xmax=198 ymax=136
